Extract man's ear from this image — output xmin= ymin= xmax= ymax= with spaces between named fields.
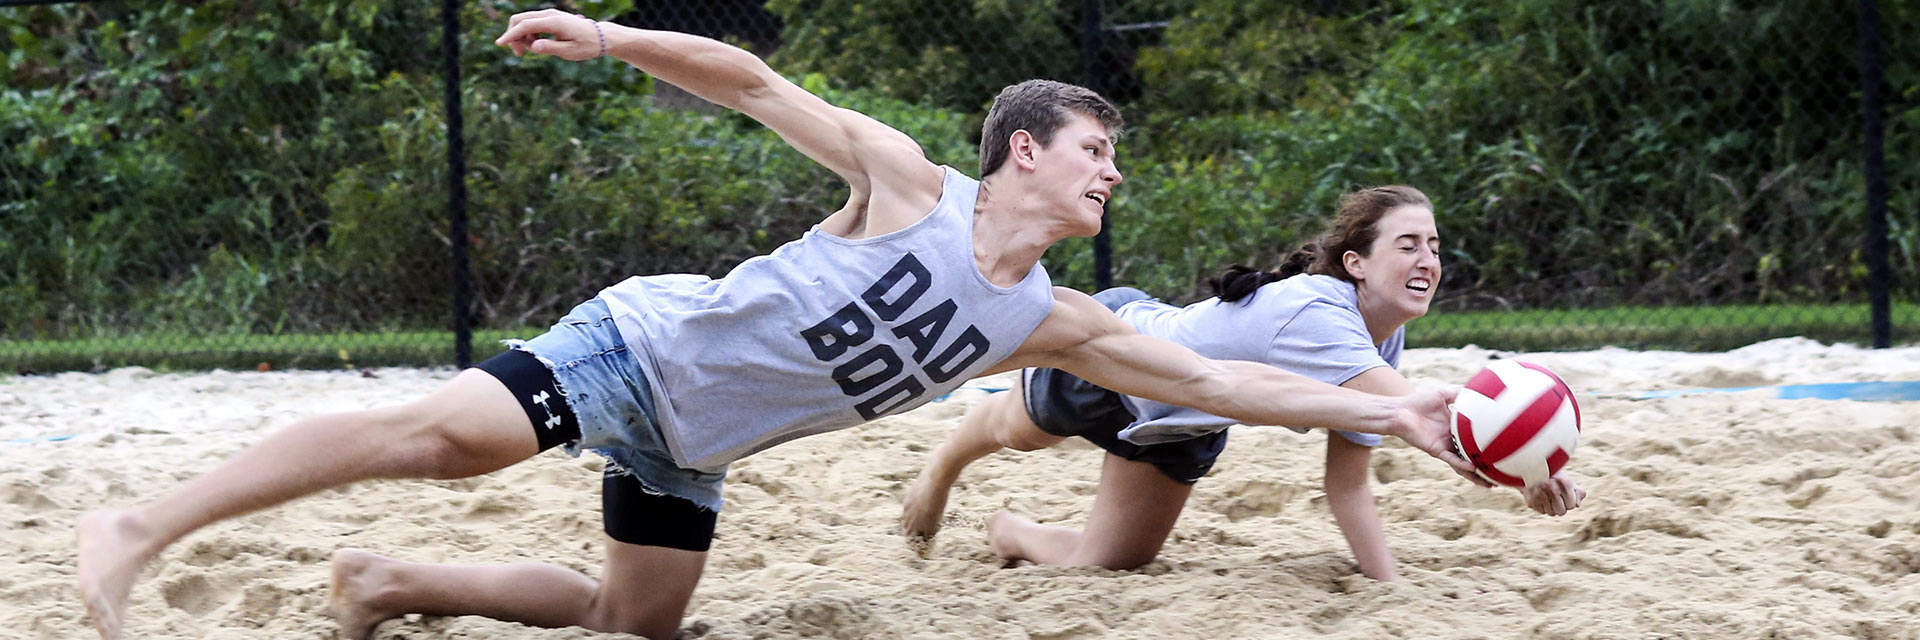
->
xmin=1009 ymin=129 xmax=1039 ymax=171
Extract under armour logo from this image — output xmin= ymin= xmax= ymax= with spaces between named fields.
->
xmin=530 ymin=390 xmax=561 ymax=430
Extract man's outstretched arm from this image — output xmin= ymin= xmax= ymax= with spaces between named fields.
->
xmin=1001 ymin=289 xmax=1477 ymax=476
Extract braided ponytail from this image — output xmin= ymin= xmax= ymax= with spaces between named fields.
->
xmin=1207 ymin=264 xmax=1284 ymax=303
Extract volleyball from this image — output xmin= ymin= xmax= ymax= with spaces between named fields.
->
xmin=1449 ymin=359 xmax=1582 ymax=487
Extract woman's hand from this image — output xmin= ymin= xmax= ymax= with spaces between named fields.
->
xmin=1522 ymin=471 xmax=1587 ymax=516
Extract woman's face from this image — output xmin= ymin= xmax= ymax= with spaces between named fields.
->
xmin=1345 ymin=204 xmax=1441 ymax=324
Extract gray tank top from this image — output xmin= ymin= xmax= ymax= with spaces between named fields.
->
xmin=599 ymin=167 xmax=1055 ymax=470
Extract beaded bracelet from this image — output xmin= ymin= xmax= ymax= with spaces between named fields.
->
xmin=586 ymin=16 xmax=607 ymax=58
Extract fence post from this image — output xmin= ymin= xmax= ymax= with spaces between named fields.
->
xmin=1080 ymin=0 xmax=1112 ymax=291
xmin=1857 ymin=0 xmax=1889 ymax=348
xmin=443 ymin=0 xmax=474 ymax=366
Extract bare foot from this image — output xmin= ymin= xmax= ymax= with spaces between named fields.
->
xmin=898 ymin=468 xmax=955 ymax=558
xmin=983 ymin=510 xmax=1029 ymax=565
xmin=329 ymin=549 xmax=401 ymax=640
xmin=77 ymin=509 xmax=157 ymax=640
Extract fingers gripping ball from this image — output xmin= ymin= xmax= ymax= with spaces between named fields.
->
xmin=1449 ymin=360 xmax=1581 ymax=487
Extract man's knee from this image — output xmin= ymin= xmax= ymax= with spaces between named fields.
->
xmin=1091 ymin=553 xmax=1156 ymax=571
xmin=375 ymin=370 xmax=539 ymax=479
xmin=582 ymin=596 xmax=679 ymax=639
xmin=346 ymin=407 xmax=452 ymax=479
xmin=368 ymin=405 xmax=498 ymax=480
xmin=1078 ymin=540 xmax=1162 ymax=571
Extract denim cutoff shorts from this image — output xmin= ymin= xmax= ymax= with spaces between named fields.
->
xmin=504 ymin=297 xmax=728 ymax=511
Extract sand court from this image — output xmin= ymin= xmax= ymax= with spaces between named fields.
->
xmin=5 ymin=338 xmax=1919 ymax=639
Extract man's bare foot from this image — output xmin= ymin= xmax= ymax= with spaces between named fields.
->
xmin=329 ymin=549 xmax=402 ymax=640
xmin=898 ymin=469 xmax=955 ymax=558
xmin=77 ymin=509 xmax=157 ymax=640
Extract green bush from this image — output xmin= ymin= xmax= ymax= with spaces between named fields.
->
xmin=0 ymin=0 xmax=1912 ymax=354
xmin=1 ymin=0 xmax=440 ymax=336
xmin=1074 ymin=0 xmax=1918 ymax=306
xmin=765 ymin=0 xmax=1082 ymax=115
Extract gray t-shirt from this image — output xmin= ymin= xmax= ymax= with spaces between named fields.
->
xmin=1115 ymin=274 xmax=1403 ymax=446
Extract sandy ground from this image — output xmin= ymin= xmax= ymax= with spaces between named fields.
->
xmin=3 ymin=337 xmax=1919 ymax=639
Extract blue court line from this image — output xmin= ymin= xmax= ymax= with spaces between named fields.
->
xmin=2 ymin=433 xmax=76 ymax=445
xmin=1603 ymin=380 xmax=1920 ymax=402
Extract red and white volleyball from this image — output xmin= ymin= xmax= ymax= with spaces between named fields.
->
xmin=1449 ymin=359 xmax=1581 ymax=487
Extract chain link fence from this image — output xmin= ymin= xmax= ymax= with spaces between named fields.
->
xmin=1 ymin=0 xmax=1912 ymax=373
xmin=2 ymin=0 xmax=485 ymax=371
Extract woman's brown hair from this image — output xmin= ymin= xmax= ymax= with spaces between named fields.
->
xmin=1208 ymin=185 xmax=1432 ymax=303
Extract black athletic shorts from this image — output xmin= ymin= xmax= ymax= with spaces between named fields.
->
xmin=475 ymin=348 xmax=717 ymax=552
xmin=1021 ymin=287 xmax=1229 ymax=485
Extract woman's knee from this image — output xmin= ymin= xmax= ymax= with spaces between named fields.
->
xmin=982 ymin=394 xmax=1058 ymax=452
xmin=997 ymin=425 xmax=1058 ymax=452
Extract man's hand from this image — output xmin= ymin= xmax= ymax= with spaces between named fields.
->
xmin=494 ymin=9 xmax=603 ymax=61
xmin=1522 ymin=471 xmax=1587 ymax=516
xmin=1392 ymin=387 xmax=1491 ymax=486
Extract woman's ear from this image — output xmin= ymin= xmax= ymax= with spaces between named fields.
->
xmin=1343 ymin=250 xmax=1365 ymax=281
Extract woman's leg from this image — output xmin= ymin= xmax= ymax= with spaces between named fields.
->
xmin=78 ymin=368 xmax=539 ymax=639
xmin=900 ymin=381 xmax=1064 ymax=548
xmin=986 ymin=452 xmax=1191 ymax=569
xmin=329 ymin=537 xmax=706 ymax=640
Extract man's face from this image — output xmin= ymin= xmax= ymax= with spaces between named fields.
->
xmin=1031 ymin=113 xmax=1123 ymax=237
